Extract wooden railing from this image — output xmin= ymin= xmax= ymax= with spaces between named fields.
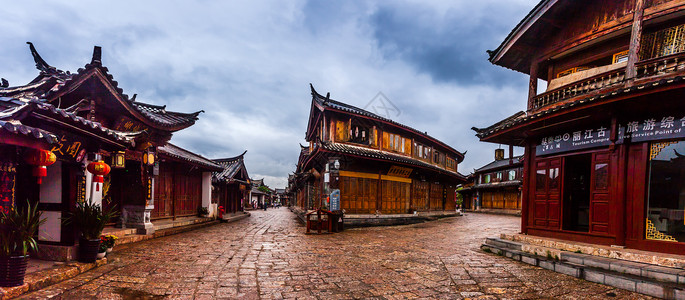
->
xmin=635 ymin=52 xmax=685 ymax=79
xmin=530 ymin=68 xmax=626 ymax=111
xmin=530 ymin=52 xmax=685 ymax=111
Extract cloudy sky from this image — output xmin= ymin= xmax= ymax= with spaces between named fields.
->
xmin=1 ymin=0 xmax=538 ymax=188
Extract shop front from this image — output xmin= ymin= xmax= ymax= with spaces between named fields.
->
xmin=503 ymin=91 xmax=685 ymax=255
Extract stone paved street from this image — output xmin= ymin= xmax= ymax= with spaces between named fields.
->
xmin=20 ymin=209 xmax=651 ymax=299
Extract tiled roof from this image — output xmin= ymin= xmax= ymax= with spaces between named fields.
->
xmin=0 ymin=119 xmax=57 ymax=145
xmin=158 ymin=143 xmax=223 ymax=171
xmin=213 ymin=151 xmax=249 ymax=182
xmin=474 ymin=155 xmax=523 ymax=173
xmin=0 ymin=43 xmax=201 ymax=131
xmin=318 ymin=142 xmax=465 ymax=180
xmin=0 ymin=99 xmax=132 ymax=147
xmin=310 ymin=84 xmax=464 ymax=160
xmin=472 ymin=180 xmax=522 ymax=190
xmin=31 ymin=101 xmax=134 ymax=146
xmin=473 ymin=74 xmax=685 ymax=140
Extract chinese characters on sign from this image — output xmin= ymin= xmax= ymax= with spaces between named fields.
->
xmin=536 ymin=125 xmax=611 ymax=155
xmin=330 ymin=189 xmax=340 ymax=211
xmin=0 ymin=161 xmax=16 ymax=214
xmin=76 ymin=175 xmax=86 ymax=203
xmin=387 ymin=166 xmax=413 ymax=178
xmin=536 ymin=114 xmax=685 ymax=156
xmin=50 ymin=134 xmax=84 ymax=160
xmin=620 ymin=115 xmax=685 ymax=142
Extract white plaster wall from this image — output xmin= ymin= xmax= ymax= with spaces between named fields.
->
xmin=40 ymin=161 xmax=62 ymax=204
xmin=84 ymin=159 xmax=103 ymax=205
xmin=201 ymin=172 xmax=211 ymax=209
xmin=39 ymin=161 xmax=62 ymax=242
xmin=38 ymin=211 xmax=61 ymax=242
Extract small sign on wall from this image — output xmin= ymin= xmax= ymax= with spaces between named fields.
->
xmin=76 ymin=175 xmax=86 ymax=203
xmin=330 ymin=189 xmax=340 ymax=211
xmin=0 ymin=161 xmax=16 ymax=213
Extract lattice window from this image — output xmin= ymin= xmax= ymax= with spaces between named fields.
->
xmin=640 ymin=24 xmax=685 ymax=60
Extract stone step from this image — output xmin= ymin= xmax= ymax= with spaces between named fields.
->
xmin=562 ymin=251 xmax=685 ymax=285
xmin=484 ymin=237 xmax=523 ymax=251
xmin=481 ymin=243 xmax=685 ymax=299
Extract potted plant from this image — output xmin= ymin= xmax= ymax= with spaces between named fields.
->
xmin=102 ymin=234 xmax=118 ymax=253
xmin=0 ymin=200 xmax=45 ymax=287
xmin=67 ymin=199 xmax=117 ymax=263
xmin=197 ymin=206 xmax=209 ymax=218
xmin=96 ymin=240 xmax=107 ymax=259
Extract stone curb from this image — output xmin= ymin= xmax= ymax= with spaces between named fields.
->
xmin=0 ymin=258 xmax=108 ymax=300
xmin=1 ymin=216 xmax=246 ymax=299
xmin=482 ymin=238 xmax=685 ymax=299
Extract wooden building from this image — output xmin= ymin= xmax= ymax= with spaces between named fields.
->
xmin=0 ymin=43 xmax=214 ymax=259
xmin=293 ymin=85 xmax=466 ymax=217
xmin=155 ymin=143 xmax=222 ymax=220
xmin=212 ymin=151 xmax=250 ymax=214
xmin=474 ymin=0 xmax=685 ymax=254
xmin=459 ymin=149 xmax=523 ymax=212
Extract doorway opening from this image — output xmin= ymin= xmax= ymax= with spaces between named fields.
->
xmin=562 ymin=154 xmax=591 ymax=232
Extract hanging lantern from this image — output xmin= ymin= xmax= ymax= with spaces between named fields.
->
xmin=24 ymin=149 xmax=56 ymax=184
xmin=87 ymin=161 xmax=111 ymax=191
xmin=142 ymin=151 xmax=155 ymax=166
xmin=111 ymin=151 xmax=126 ymax=168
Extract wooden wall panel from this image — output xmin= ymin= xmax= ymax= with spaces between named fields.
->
xmin=340 ymin=176 xmax=378 ymax=214
xmin=412 ymin=181 xmax=430 ymax=210
xmin=430 ymin=183 xmax=443 ymax=211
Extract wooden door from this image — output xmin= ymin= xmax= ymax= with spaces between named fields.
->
xmin=533 ymin=158 xmax=561 ymax=229
xmin=444 ymin=188 xmax=456 ymax=210
xmin=504 ymin=191 xmax=519 ymax=209
xmin=412 ymin=181 xmax=429 ymax=211
xmin=482 ymin=191 xmax=493 ymax=208
xmin=153 ymin=163 xmax=174 ymax=219
xmin=589 ymin=151 xmax=612 ymax=234
xmin=430 ymin=183 xmax=443 ymax=211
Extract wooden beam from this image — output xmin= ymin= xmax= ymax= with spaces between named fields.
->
xmin=528 ymin=62 xmax=539 ymax=110
xmin=626 ymin=0 xmax=646 ymax=80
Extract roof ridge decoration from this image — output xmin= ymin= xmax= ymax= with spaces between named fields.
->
xmin=27 ymin=42 xmax=69 ymax=77
xmin=213 ymin=150 xmax=248 ymax=163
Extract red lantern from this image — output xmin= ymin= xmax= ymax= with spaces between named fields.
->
xmin=24 ymin=149 xmax=56 ymax=184
xmin=87 ymin=161 xmax=111 ymax=191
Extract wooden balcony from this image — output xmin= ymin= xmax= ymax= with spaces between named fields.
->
xmin=530 ymin=68 xmax=626 ymax=111
xmin=529 ymin=52 xmax=685 ymax=112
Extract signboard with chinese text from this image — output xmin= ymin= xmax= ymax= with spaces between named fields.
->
xmin=536 ymin=114 xmax=685 ymax=156
xmin=50 ymin=133 xmax=87 ymax=161
xmin=387 ymin=165 xmax=413 ymax=178
xmin=76 ymin=175 xmax=86 ymax=202
xmin=330 ymin=189 xmax=340 ymax=211
xmin=620 ymin=115 xmax=685 ymax=142
xmin=536 ymin=125 xmax=612 ymax=156
xmin=0 ymin=161 xmax=16 ymax=213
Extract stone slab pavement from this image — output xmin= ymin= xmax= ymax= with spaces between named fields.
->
xmin=19 ymin=209 xmax=652 ymax=299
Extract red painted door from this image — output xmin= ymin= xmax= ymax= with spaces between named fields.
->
xmin=533 ymin=158 xmax=561 ymax=229
xmin=589 ymin=151 xmax=612 ymax=234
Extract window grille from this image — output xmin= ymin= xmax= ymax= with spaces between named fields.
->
xmin=640 ymin=24 xmax=685 ymax=60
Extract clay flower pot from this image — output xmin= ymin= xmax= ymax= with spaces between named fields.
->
xmin=96 ymin=252 xmax=106 ymax=259
xmin=0 ymin=255 xmax=29 ymax=287
xmin=106 ymin=247 xmax=113 ymax=253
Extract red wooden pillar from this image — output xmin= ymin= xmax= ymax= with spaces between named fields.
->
xmin=527 ymin=62 xmax=538 ymax=110
xmin=520 ymin=142 xmax=534 ymax=234
xmin=626 ymin=0 xmax=645 ymax=80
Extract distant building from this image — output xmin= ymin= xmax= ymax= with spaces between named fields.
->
xmin=291 ymin=85 xmax=466 ymax=223
xmin=459 ymin=149 xmax=523 ymax=213
xmin=213 ymin=151 xmax=250 ymax=214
